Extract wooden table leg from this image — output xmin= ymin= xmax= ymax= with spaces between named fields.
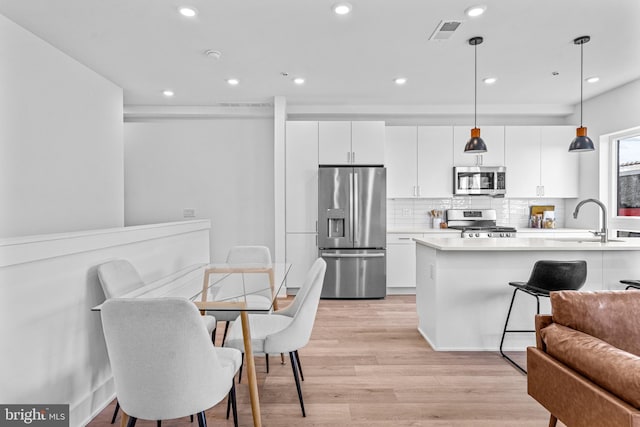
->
xmin=240 ymin=311 xmax=262 ymax=427
xmin=119 ymin=412 xmax=128 ymax=427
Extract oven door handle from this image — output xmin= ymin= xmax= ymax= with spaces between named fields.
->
xmin=321 ymin=253 xmax=385 ymax=258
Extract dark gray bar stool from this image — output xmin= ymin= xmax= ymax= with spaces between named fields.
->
xmin=621 ymin=279 xmax=640 ymax=290
xmin=499 ymin=260 xmax=587 ymax=374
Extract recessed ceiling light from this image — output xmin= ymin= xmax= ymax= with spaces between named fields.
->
xmin=586 ymin=76 xmax=600 ymax=83
xmin=293 ymin=77 xmax=305 ymax=85
xmin=204 ymin=50 xmax=222 ymax=59
xmin=465 ymin=5 xmax=486 ymax=17
xmin=178 ymin=7 xmax=198 ymax=17
xmin=162 ymin=90 xmax=174 ymax=97
xmin=332 ymin=2 xmax=352 ymax=15
xmin=226 ymin=78 xmax=240 ymax=86
xmin=394 ymin=77 xmax=407 ymax=85
xmin=483 ymin=77 xmax=497 ymax=84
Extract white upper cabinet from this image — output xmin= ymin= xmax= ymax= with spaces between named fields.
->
xmin=540 ymin=126 xmax=578 ymax=198
xmin=417 ymin=126 xmax=454 ymax=198
xmin=352 ymin=121 xmax=385 ymax=165
xmin=385 ymin=126 xmax=418 ymax=197
xmin=453 ymin=126 xmax=505 ymax=166
xmin=286 ymin=121 xmax=318 ymax=232
xmin=319 ymin=121 xmax=385 ymax=165
xmin=318 ymin=121 xmax=351 ymax=165
xmin=505 ymin=126 xmax=578 ymax=198
xmin=385 ymin=126 xmax=454 ymax=198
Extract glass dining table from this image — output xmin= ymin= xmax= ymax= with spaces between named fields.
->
xmin=94 ymin=262 xmax=291 ymax=427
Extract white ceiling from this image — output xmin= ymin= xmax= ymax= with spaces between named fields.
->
xmin=1 ymin=0 xmax=639 ymax=111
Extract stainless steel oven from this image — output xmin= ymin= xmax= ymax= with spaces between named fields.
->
xmin=453 ymin=166 xmax=506 ymax=196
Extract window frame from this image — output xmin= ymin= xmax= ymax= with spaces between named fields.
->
xmin=602 ymin=126 xmax=640 ymax=234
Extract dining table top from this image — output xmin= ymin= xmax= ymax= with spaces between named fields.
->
xmin=92 ymin=262 xmax=291 ymax=312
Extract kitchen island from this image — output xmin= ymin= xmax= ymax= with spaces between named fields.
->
xmin=415 ymin=237 xmax=640 ymax=351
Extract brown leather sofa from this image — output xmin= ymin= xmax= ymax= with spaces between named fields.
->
xmin=527 ymin=290 xmax=640 ymax=427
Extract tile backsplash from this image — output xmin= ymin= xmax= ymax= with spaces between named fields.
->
xmin=387 ymin=197 xmax=566 ymax=229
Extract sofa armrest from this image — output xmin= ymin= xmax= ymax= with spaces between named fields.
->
xmin=535 ymin=314 xmax=553 ymax=351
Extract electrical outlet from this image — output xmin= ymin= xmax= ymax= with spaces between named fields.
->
xmin=183 ymin=208 xmax=196 ymax=218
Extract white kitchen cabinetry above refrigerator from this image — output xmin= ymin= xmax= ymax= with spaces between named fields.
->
xmin=385 ymin=126 xmax=454 ymax=198
xmin=453 ymin=126 xmax=505 ymax=166
xmin=505 ymin=126 xmax=578 ymax=198
xmin=319 ymin=121 xmax=385 ymax=165
xmin=286 ymin=121 xmax=318 ymax=232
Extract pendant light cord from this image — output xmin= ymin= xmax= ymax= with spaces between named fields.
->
xmin=580 ymin=41 xmax=584 ymax=127
xmin=474 ymin=43 xmax=478 ymax=129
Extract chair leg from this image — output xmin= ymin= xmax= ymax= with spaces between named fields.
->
xmin=157 ymin=421 xmax=161 ymax=427
xmin=294 ymin=349 xmax=304 ymax=381
xmin=499 ymin=288 xmax=527 ymax=374
xmin=126 ymin=417 xmax=137 ymax=427
xmin=230 ymin=381 xmax=238 ymax=427
xmin=289 ymin=351 xmax=306 ymax=417
xmin=238 ymin=353 xmax=244 ymax=384
xmin=110 ymin=401 xmax=120 ymax=424
xmin=190 ymin=414 xmax=194 ymax=423
xmin=221 ymin=321 xmax=230 ymax=346
xmin=549 ymin=414 xmax=558 ymax=427
xmin=266 ymin=354 xmax=269 ymax=373
xmin=196 ymin=411 xmax=207 ymax=427
xmin=211 ymin=327 xmax=217 ymax=345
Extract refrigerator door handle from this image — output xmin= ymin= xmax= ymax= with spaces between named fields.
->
xmin=353 ymin=171 xmax=359 ymax=246
xmin=349 ymin=172 xmax=354 ymax=243
xmin=321 ymin=252 xmax=385 ymax=258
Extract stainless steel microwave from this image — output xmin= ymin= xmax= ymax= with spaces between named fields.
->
xmin=453 ymin=166 xmax=506 ymax=196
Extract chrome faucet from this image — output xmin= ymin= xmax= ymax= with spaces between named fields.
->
xmin=573 ymin=198 xmax=608 ymax=243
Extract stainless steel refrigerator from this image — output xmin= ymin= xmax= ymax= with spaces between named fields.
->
xmin=318 ymin=166 xmax=386 ymax=298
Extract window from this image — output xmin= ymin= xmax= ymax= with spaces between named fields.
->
xmin=616 ymin=135 xmax=640 ymax=217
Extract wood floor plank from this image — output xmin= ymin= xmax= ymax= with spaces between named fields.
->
xmin=88 ymin=295 xmax=565 ymax=426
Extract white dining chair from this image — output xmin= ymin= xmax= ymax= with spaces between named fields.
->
xmin=97 ymin=259 xmax=217 ymax=424
xmin=100 ymin=298 xmax=242 ymax=427
xmin=224 ymin=258 xmax=327 ymax=417
xmin=206 ymin=246 xmax=275 ymax=346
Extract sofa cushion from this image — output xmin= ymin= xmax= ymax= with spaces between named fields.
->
xmin=551 ymin=290 xmax=640 ymax=356
xmin=541 ymin=323 xmax=640 ymax=409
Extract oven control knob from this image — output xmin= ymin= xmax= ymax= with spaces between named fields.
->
xmin=488 ymin=232 xmax=493 ymax=237
xmin=475 ymin=233 xmax=480 ymax=238
xmin=500 ymin=233 xmax=505 ymax=237
xmin=467 ymin=233 xmax=473 ymax=238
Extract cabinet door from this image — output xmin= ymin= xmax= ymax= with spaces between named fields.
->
xmin=285 ymin=233 xmax=318 ymax=291
xmin=453 ymin=126 xmax=505 ymax=166
xmin=386 ymin=234 xmax=419 ymax=288
xmin=352 ymin=121 xmax=385 ymax=165
xmin=417 ymin=126 xmax=454 ymax=197
xmin=286 ymin=121 xmax=318 ymax=232
xmin=385 ymin=126 xmax=418 ymax=197
xmin=505 ymin=126 xmax=541 ymax=198
xmin=318 ymin=121 xmax=351 ymax=165
xmin=540 ymin=126 xmax=578 ymax=198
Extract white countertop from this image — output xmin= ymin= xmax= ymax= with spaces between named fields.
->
xmin=414 ymin=236 xmax=640 ymax=251
xmin=388 ymin=227 xmax=592 ymax=235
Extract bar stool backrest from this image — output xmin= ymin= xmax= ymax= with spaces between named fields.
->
xmin=527 ymin=260 xmax=587 ymax=293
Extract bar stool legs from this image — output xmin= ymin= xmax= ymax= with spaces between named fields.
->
xmin=499 ymin=288 xmax=541 ymax=374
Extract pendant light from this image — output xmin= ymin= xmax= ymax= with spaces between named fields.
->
xmin=464 ymin=36 xmax=487 ymax=153
xmin=568 ymin=36 xmax=595 ymax=152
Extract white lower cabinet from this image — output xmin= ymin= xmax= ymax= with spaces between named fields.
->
xmin=285 ymin=233 xmax=318 ymax=293
xmin=387 ymin=234 xmax=422 ymax=293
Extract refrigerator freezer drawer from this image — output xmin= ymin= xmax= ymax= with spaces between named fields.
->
xmin=319 ymin=249 xmax=386 ymax=299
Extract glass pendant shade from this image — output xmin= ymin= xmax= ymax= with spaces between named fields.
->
xmin=568 ymin=126 xmax=595 ymax=152
xmin=464 ymin=127 xmax=487 ymax=153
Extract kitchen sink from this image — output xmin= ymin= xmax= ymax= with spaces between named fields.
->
xmin=548 ymin=238 xmax=625 ymax=243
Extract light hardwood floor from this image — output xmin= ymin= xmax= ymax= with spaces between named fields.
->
xmin=88 ymin=296 xmax=562 ymax=426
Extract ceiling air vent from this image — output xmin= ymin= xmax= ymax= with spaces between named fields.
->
xmin=428 ymin=20 xmax=463 ymax=41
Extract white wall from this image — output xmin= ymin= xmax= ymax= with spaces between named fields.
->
xmin=124 ymin=119 xmax=275 ymax=262
xmin=566 ymin=78 xmax=640 ymax=229
xmin=0 ymin=14 xmax=124 ymax=238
